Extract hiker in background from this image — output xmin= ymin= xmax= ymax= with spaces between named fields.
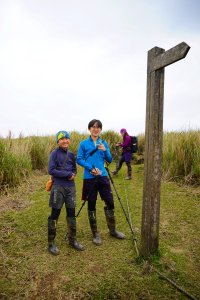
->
xmin=77 ymin=119 xmax=125 ymax=246
xmin=47 ymin=131 xmax=85 ymax=255
xmin=112 ymin=128 xmax=133 ymax=180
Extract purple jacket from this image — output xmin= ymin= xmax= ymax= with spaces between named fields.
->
xmin=119 ymin=134 xmax=132 ymax=153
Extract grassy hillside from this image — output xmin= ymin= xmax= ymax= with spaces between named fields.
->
xmin=1 ymin=130 xmax=200 ymax=193
xmin=0 ymin=164 xmax=199 ymax=299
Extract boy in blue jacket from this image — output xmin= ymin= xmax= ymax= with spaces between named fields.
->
xmin=47 ymin=131 xmax=84 ymax=255
xmin=77 ymin=119 xmax=125 ymax=245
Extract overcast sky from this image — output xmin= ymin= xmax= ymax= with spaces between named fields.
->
xmin=0 ymin=0 xmax=199 ymax=137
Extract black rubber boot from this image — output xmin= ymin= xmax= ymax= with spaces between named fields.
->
xmin=48 ymin=219 xmax=59 ymax=255
xmin=104 ymin=207 xmax=125 ymax=239
xmin=112 ymin=159 xmax=123 ymax=175
xmin=112 ymin=170 xmax=118 ymax=175
xmin=67 ymin=217 xmax=85 ymax=251
xmin=125 ymin=163 xmax=132 ymax=180
xmin=88 ymin=210 xmax=102 ymax=245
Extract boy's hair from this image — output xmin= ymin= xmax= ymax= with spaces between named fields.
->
xmin=88 ymin=119 xmax=102 ymax=130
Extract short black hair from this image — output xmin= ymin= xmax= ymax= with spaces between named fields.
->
xmin=88 ymin=119 xmax=102 ymax=130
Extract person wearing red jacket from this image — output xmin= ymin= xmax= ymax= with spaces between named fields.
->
xmin=112 ymin=128 xmax=133 ymax=180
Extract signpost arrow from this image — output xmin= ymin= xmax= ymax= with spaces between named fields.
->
xmin=149 ymin=42 xmax=190 ymax=72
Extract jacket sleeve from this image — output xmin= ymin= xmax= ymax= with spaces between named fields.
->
xmin=72 ymin=153 xmax=77 ymax=175
xmin=77 ymin=142 xmax=93 ymax=171
xmin=119 ymin=135 xmax=131 ymax=148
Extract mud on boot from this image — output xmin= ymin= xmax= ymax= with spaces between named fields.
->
xmin=48 ymin=219 xmax=59 ymax=255
xmin=111 ymin=170 xmax=118 ymax=175
xmin=67 ymin=217 xmax=85 ymax=251
xmin=88 ymin=210 xmax=102 ymax=245
xmin=48 ymin=242 xmax=59 ymax=255
xmin=92 ymin=232 xmax=102 ymax=246
xmin=125 ymin=164 xmax=132 ymax=180
xmin=104 ymin=207 xmax=125 ymax=239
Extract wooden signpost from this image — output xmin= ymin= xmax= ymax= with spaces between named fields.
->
xmin=141 ymin=42 xmax=190 ymax=257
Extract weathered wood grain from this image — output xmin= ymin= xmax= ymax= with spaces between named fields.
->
xmin=140 ymin=43 xmax=190 ymax=257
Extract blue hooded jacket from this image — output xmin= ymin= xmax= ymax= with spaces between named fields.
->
xmin=77 ymin=136 xmax=112 ymax=179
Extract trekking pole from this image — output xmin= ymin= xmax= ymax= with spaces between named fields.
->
xmin=76 ymin=164 xmax=100 ymax=218
xmin=114 ymin=145 xmax=119 ymax=170
xmin=122 ymin=169 xmax=138 ymax=252
xmin=76 ymin=200 xmax=86 ymax=217
xmin=105 ymin=164 xmax=139 ymax=256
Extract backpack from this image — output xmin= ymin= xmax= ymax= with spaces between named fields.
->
xmin=130 ymin=136 xmax=138 ymax=153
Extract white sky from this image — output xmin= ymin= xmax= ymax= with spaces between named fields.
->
xmin=0 ymin=0 xmax=199 ymax=137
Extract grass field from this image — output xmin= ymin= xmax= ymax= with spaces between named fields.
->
xmin=0 ymin=163 xmax=199 ymax=300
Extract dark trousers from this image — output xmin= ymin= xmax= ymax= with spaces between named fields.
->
xmin=49 ymin=207 xmax=75 ymax=221
xmin=117 ymin=152 xmax=132 ymax=175
xmin=82 ymin=176 xmax=114 ymax=211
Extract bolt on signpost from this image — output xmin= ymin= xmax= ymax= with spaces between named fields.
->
xmin=141 ymin=42 xmax=190 ymax=257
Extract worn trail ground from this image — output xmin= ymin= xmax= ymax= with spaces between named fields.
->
xmin=0 ymin=165 xmax=199 ymax=299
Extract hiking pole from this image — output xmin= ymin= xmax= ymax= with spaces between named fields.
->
xmin=105 ymin=164 xmax=139 ymax=256
xmin=76 ymin=200 xmax=86 ymax=217
xmin=76 ymin=165 xmax=101 ymax=218
xmin=122 ymin=170 xmax=138 ymax=254
xmin=75 ymin=144 xmax=100 ymax=218
xmin=114 ymin=146 xmax=120 ymax=170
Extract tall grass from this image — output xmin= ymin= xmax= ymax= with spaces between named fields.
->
xmin=162 ymin=130 xmax=200 ymax=184
xmin=67 ymin=131 xmax=89 ymax=154
xmin=28 ymin=136 xmax=50 ymax=170
xmin=0 ymin=130 xmax=199 ymax=192
xmin=0 ymin=139 xmax=32 ymax=192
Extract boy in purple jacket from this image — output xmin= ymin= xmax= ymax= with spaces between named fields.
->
xmin=112 ymin=128 xmax=133 ymax=180
xmin=47 ymin=131 xmax=84 ymax=255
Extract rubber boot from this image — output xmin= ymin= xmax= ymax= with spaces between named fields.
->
xmin=112 ymin=170 xmax=118 ymax=175
xmin=125 ymin=163 xmax=132 ymax=180
xmin=104 ymin=207 xmax=125 ymax=239
xmin=48 ymin=219 xmax=59 ymax=255
xmin=112 ymin=160 xmax=123 ymax=175
xmin=67 ymin=217 xmax=85 ymax=251
xmin=88 ymin=210 xmax=102 ymax=245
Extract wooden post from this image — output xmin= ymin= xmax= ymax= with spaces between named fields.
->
xmin=141 ymin=42 xmax=190 ymax=257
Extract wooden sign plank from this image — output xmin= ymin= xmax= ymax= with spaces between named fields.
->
xmin=149 ymin=42 xmax=190 ymax=73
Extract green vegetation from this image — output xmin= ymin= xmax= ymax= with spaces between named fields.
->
xmin=162 ymin=130 xmax=200 ymax=185
xmin=0 ymin=139 xmax=32 ymax=192
xmin=0 ymin=164 xmax=199 ymax=299
xmin=0 ymin=129 xmax=199 ymax=298
xmin=1 ymin=129 xmax=199 ymax=193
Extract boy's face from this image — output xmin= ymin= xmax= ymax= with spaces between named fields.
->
xmin=58 ymin=137 xmax=70 ymax=150
xmin=89 ymin=122 xmax=102 ymax=138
